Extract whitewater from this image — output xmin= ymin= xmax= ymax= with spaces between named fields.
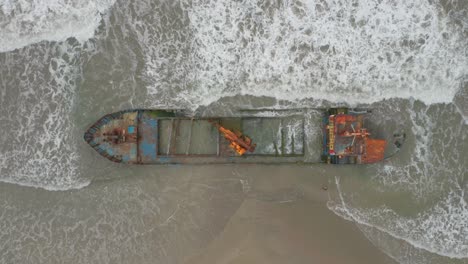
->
xmin=0 ymin=0 xmax=467 ymax=263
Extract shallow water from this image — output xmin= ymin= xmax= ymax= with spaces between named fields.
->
xmin=0 ymin=0 xmax=467 ymax=263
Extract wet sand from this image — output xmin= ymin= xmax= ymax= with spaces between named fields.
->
xmin=0 ymin=164 xmax=397 ymax=264
xmin=187 ymin=199 xmax=396 ymax=264
xmin=186 ymin=167 xmax=396 ymax=264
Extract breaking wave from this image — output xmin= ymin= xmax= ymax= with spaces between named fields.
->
xmin=0 ymin=0 xmax=116 ymax=189
xmin=142 ymin=0 xmax=467 ymax=109
xmin=330 ymin=176 xmax=468 ymax=260
xmin=0 ymin=42 xmax=90 ymax=190
xmin=0 ymin=0 xmax=116 ymax=52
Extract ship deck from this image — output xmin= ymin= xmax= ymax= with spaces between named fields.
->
xmin=84 ymin=109 xmax=320 ymax=164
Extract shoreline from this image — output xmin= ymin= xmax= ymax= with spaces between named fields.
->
xmin=185 ymin=170 xmax=397 ymax=264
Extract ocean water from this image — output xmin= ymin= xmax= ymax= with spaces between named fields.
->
xmin=0 ymin=0 xmax=467 ymax=263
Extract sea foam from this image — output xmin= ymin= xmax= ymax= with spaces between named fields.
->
xmin=0 ymin=41 xmax=90 ymax=190
xmin=143 ymin=0 xmax=467 ymax=109
xmin=0 ymin=0 xmax=116 ymax=52
xmin=330 ymin=177 xmax=468 ymax=259
xmin=0 ymin=0 xmax=117 ymax=189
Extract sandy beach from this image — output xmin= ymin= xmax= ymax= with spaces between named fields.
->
xmin=186 ymin=168 xmax=396 ymax=264
xmin=187 ymin=200 xmax=396 ymax=264
xmin=0 ymin=165 xmax=395 ymax=264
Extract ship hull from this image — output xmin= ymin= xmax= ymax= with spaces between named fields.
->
xmin=84 ymin=108 xmax=387 ymax=165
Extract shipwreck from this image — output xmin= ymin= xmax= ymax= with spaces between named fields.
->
xmin=84 ymin=108 xmax=389 ymax=165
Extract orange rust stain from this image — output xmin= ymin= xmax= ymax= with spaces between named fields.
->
xmin=362 ymin=139 xmax=386 ymax=163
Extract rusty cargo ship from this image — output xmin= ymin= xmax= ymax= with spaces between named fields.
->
xmin=84 ymin=108 xmax=388 ymax=165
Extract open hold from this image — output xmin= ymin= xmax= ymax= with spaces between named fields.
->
xmin=320 ymin=44 xmax=330 ymax=53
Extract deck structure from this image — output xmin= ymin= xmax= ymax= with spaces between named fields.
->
xmin=322 ymin=108 xmax=386 ymax=164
